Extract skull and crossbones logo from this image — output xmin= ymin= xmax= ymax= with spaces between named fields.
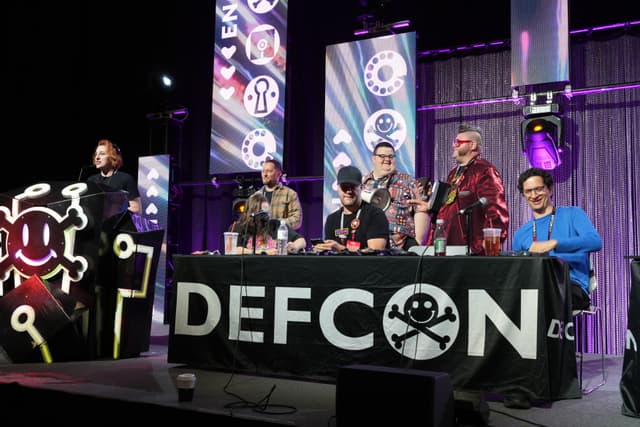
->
xmin=0 ymin=183 xmax=89 ymax=293
xmin=363 ymin=109 xmax=407 ymax=152
xmin=384 ymin=283 xmax=459 ymax=360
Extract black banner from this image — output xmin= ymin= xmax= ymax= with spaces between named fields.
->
xmin=621 ymin=259 xmax=640 ymax=417
xmin=168 ymin=255 xmax=580 ymax=401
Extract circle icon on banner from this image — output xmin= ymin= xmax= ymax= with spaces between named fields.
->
xmin=242 ymin=128 xmax=277 ymax=170
xmin=364 ymin=50 xmax=407 ymax=96
xmin=384 ymin=283 xmax=459 ymax=360
xmin=246 ymin=24 xmax=280 ymax=65
xmin=363 ymin=109 xmax=407 ymax=152
xmin=243 ymin=75 xmax=279 ymax=118
xmin=248 ymin=0 xmax=277 ymax=14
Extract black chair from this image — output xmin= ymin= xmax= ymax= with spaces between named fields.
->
xmin=573 ymin=254 xmax=606 ymax=394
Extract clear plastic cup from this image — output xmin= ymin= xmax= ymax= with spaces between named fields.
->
xmin=223 ymin=232 xmax=239 ymax=255
xmin=482 ymin=228 xmax=501 ymax=256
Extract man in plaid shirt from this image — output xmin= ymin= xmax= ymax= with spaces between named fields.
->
xmin=255 ymin=159 xmax=303 ymax=230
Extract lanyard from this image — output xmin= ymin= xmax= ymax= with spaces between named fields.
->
xmin=340 ymin=208 xmax=362 ymax=241
xmin=444 ymin=157 xmax=477 ymax=205
xmin=532 ymin=208 xmax=556 ymax=242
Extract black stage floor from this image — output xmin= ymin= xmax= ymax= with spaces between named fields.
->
xmin=0 ymin=329 xmax=637 ymax=427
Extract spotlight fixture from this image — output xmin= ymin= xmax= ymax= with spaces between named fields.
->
xmin=231 ymin=181 xmax=255 ymax=220
xmin=521 ymin=102 xmax=564 ymax=170
xmin=161 ymin=74 xmax=173 ymax=88
xmin=353 ymin=15 xmax=412 ymax=37
xmin=145 ymin=106 xmax=189 ymax=122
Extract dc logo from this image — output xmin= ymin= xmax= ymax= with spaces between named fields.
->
xmin=383 ymin=283 xmax=459 ymax=360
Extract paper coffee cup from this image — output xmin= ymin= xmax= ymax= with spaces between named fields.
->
xmin=176 ymin=373 xmax=196 ymax=402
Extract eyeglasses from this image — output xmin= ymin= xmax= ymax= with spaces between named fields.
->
xmin=523 ymin=185 xmax=547 ymax=196
xmin=374 ymin=153 xmax=395 ymax=160
xmin=452 ymin=139 xmax=473 ymax=148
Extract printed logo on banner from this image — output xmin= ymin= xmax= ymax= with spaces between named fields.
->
xmin=248 ymin=0 xmax=278 ymax=14
xmin=243 ymin=75 xmax=279 ymax=117
xmin=363 ymin=50 xmax=407 ymax=96
xmin=383 ymin=283 xmax=460 ymax=360
xmin=363 ymin=108 xmax=407 ymax=152
xmin=241 ymin=128 xmax=277 ymax=170
xmin=246 ymin=24 xmax=280 ymax=65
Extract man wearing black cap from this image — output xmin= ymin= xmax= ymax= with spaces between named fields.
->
xmin=314 ymin=165 xmax=389 ymax=252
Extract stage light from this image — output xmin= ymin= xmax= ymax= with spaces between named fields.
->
xmin=390 ymin=20 xmax=410 ymax=29
xmin=353 ymin=12 xmax=411 ymax=37
xmin=161 ymin=75 xmax=172 ymax=88
xmin=521 ymin=104 xmax=563 ymax=170
xmin=232 ymin=197 xmax=247 ymax=219
xmin=231 ymin=182 xmax=255 ymax=220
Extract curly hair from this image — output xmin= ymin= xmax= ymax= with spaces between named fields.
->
xmin=517 ymin=167 xmax=554 ymax=194
xmin=94 ymin=139 xmax=123 ymax=170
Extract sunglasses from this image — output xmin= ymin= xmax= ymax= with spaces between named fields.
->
xmin=452 ymin=139 xmax=473 ymax=148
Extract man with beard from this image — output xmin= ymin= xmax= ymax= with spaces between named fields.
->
xmin=314 ymin=165 xmax=388 ymax=252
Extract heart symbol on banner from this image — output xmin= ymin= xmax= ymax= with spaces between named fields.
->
xmin=221 ymin=45 xmax=236 ymax=59
xmin=145 ymin=203 xmax=159 ymax=215
xmin=220 ymin=86 xmax=235 ymax=100
xmin=146 ymin=186 xmax=159 ymax=197
xmin=220 ymin=65 xmax=235 ymax=80
xmin=147 ymin=168 xmax=159 ymax=180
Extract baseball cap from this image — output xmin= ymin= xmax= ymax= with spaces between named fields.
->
xmin=337 ymin=165 xmax=362 ymax=186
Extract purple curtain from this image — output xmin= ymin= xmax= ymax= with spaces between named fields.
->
xmin=416 ymin=33 xmax=640 ymax=355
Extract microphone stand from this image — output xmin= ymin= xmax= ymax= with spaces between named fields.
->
xmin=463 ymin=211 xmax=472 ymax=255
xmin=251 ymin=217 xmax=258 ymax=255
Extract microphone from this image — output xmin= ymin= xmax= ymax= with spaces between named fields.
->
xmin=250 ymin=209 xmax=269 ymax=218
xmin=77 ymin=164 xmax=95 ymax=181
xmin=458 ymin=197 xmax=488 ymax=215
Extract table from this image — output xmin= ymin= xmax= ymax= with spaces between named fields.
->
xmin=168 ymin=254 xmax=580 ymax=400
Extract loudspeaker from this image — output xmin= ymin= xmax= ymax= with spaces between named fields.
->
xmin=336 ymin=364 xmax=455 ymax=427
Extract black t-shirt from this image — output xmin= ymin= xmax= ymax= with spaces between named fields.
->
xmin=324 ymin=202 xmax=389 ymax=249
xmin=87 ymin=171 xmax=140 ymax=200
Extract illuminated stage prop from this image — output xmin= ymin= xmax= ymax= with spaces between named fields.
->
xmin=0 ymin=181 xmax=163 ymax=362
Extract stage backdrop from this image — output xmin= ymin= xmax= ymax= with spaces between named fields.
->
xmin=210 ymin=1 xmax=288 ymax=175
xmin=182 ymin=25 xmax=639 ymax=357
xmin=323 ymin=32 xmax=416 ymax=228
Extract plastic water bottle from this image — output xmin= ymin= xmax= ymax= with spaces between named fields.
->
xmin=434 ymin=219 xmax=447 ymax=256
xmin=277 ymin=219 xmax=288 ymax=255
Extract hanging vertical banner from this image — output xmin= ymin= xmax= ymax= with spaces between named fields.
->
xmin=510 ymin=0 xmax=569 ymax=88
xmin=323 ymin=32 xmax=416 ymax=225
xmin=138 ymin=155 xmax=169 ymax=324
xmin=210 ymin=1 xmax=288 ymax=175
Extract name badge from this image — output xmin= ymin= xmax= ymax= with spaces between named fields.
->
xmin=346 ymin=240 xmax=361 ymax=251
xmin=335 ymin=228 xmax=348 ymax=239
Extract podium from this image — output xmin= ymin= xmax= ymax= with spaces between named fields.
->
xmin=0 ymin=181 xmax=163 ymax=362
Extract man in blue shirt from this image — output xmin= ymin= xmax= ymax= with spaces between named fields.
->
xmin=513 ymin=167 xmax=602 ymax=311
xmin=507 ymin=167 xmax=602 ymax=410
